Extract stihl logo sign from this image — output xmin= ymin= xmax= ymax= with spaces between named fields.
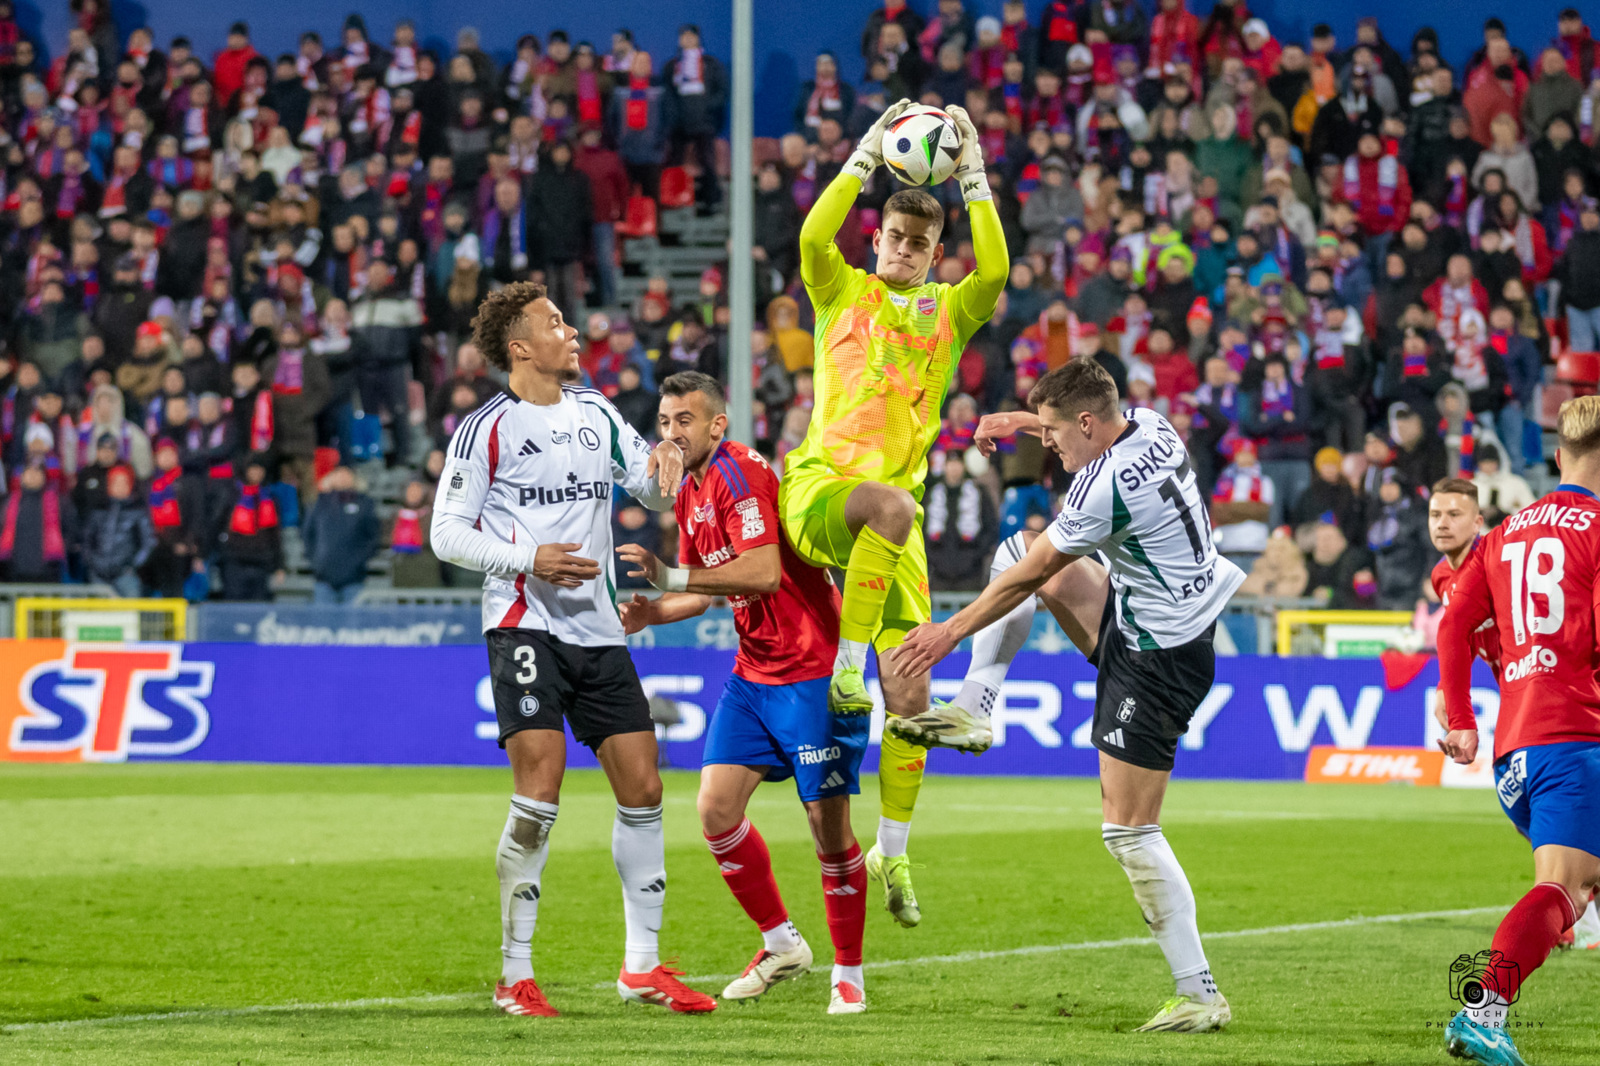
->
xmin=1303 ymin=745 xmax=1444 ymax=787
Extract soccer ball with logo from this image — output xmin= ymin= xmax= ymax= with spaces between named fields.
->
xmin=882 ymin=105 xmax=963 ymax=187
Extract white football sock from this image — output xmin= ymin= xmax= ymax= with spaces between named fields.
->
xmin=1102 ymin=823 xmax=1217 ymax=1002
xmin=954 ymin=533 xmax=1036 ymax=717
xmin=834 ymin=638 xmax=871 ymax=673
xmin=832 ymin=963 xmax=864 ymax=990
xmin=762 ymin=919 xmax=803 ymax=954
xmin=1467 ymin=994 xmax=1509 ymax=1029
xmin=1573 ymin=899 xmax=1600 ymax=946
xmin=614 ymin=803 xmax=666 ymax=974
xmin=877 ymin=815 xmax=911 ymax=858
xmin=496 ymin=795 xmax=558 ymax=984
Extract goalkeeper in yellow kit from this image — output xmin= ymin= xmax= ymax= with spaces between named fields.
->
xmin=778 ymin=100 xmax=1007 ymax=927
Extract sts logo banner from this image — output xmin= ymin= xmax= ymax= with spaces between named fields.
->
xmin=0 ymin=642 xmax=212 ymax=762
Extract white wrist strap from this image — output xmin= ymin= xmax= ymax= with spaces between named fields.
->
xmin=656 ymin=566 xmax=690 ymax=593
xmin=956 ymin=162 xmax=991 ymax=204
xmin=844 ymin=150 xmax=877 ymax=183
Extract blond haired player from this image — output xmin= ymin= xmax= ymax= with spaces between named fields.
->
xmin=778 ymin=99 xmax=1007 ymax=926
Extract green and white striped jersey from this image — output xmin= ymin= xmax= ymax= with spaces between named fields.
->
xmin=1046 ymin=408 xmax=1245 ymax=650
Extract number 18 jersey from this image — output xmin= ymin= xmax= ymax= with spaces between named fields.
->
xmin=1046 ymin=408 xmax=1245 ymax=650
xmin=1440 ymin=486 xmax=1600 ymax=758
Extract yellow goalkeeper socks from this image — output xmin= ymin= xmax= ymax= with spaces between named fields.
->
xmin=836 ymin=526 xmax=905 ymax=671
xmin=878 ymin=731 xmax=926 ymax=835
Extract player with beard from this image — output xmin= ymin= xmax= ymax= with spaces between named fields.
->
xmin=617 ymin=372 xmax=871 ymax=1014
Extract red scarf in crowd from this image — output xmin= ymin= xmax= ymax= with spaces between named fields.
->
xmin=1214 ymin=464 xmax=1268 ymax=504
xmin=149 ymin=468 xmax=183 ymax=529
xmin=1443 ymin=172 xmax=1468 ymax=227
xmin=272 ymin=348 xmax=305 ymax=395
xmin=249 ymin=390 xmax=274 ymax=452
xmin=391 ymin=507 xmax=424 ymax=553
xmin=1045 ymin=0 xmax=1078 ymax=41
xmin=576 ymin=68 xmax=603 ymax=124
xmin=0 ymin=484 xmax=64 ymax=562
xmin=805 ymin=75 xmax=841 ymax=127
xmin=1344 ymin=154 xmax=1399 ymax=221
xmin=1001 ymin=17 xmax=1026 ymax=52
xmin=1312 ymin=327 xmax=1346 ymax=370
xmin=230 ymin=483 xmax=279 ymax=535
xmin=626 ymin=75 xmax=652 ymax=130
xmin=1557 ymin=196 xmax=1595 ymax=251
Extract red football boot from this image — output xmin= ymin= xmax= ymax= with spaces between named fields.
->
xmin=494 ymin=978 xmax=560 ymax=1016
xmin=617 ymin=964 xmax=718 ymax=1013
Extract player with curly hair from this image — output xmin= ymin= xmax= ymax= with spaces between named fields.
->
xmin=431 ymin=281 xmax=714 ymax=1018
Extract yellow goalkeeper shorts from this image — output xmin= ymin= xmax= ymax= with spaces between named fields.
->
xmin=778 ymin=469 xmax=930 ymax=652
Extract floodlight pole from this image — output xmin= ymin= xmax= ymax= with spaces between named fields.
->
xmin=727 ymin=0 xmax=754 ymax=447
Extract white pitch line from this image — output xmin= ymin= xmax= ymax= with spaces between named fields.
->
xmin=2 ymin=993 xmax=477 ymax=1033
xmin=3 ymin=904 xmax=1505 ymax=1033
xmin=611 ymin=904 xmax=1509 ymax=987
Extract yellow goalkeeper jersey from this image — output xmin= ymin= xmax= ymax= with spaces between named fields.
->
xmin=786 ymin=175 xmax=1007 ymax=499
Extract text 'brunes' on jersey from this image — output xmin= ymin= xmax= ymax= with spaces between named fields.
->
xmin=519 ymin=474 xmax=612 ymax=508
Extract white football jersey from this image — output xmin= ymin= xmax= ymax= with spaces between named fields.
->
xmin=1047 ymin=407 xmax=1244 ymax=649
xmin=432 ymin=384 xmax=669 ymax=644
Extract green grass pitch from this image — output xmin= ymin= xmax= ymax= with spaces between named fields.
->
xmin=2 ymin=762 xmax=1596 ymax=1065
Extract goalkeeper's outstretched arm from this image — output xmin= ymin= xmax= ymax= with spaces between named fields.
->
xmin=945 ymin=105 xmax=1008 ymax=334
xmin=800 ymin=99 xmax=912 ymax=301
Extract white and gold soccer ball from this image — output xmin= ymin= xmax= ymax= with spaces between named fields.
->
xmin=882 ymin=105 xmax=963 ymax=187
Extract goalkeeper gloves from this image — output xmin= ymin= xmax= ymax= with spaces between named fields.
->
xmin=944 ymin=105 xmax=992 ymax=204
xmin=845 ymin=98 xmax=914 ymax=182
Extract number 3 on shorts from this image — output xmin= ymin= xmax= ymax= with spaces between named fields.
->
xmin=513 ymin=645 xmax=537 ymax=684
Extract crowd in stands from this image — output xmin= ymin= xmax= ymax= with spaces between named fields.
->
xmin=0 ymin=1 xmax=1594 ymax=613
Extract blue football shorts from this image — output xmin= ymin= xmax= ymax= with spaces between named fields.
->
xmin=1494 ymin=741 xmax=1600 ymax=856
xmin=702 ymin=674 xmax=869 ymax=802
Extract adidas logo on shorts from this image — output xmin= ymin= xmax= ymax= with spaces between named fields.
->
xmin=1102 ymin=728 xmax=1125 ymax=748
xmin=822 ymin=771 xmax=845 ymax=789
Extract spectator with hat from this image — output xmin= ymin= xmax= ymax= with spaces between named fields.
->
xmin=302 ymin=465 xmax=379 ymax=605
xmin=1019 ymin=155 xmax=1080 ymax=254
xmin=83 ymin=463 xmax=156 ymax=597
xmin=1472 ymin=443 xmax=1536 ymax=525
xmin=1365 ymin=468 xmax=1430 ymax=609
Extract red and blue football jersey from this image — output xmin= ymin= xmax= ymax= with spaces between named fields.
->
xmin=675 ymin=441 xmax=839 ymax=685
xmin=1440 ymin=487 xmax=1600 ymax=758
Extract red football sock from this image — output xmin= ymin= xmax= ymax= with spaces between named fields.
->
xmin=705 ymin=818 xmax=787 ymax=932
xmin=1487 ymin=882 xmax=1578 ymax=1002
xmin=819 ymin=844 xmax=867 ymax=967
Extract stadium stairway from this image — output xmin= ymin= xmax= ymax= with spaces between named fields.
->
xmin=616 ymin=206 xmax=729 ymax=312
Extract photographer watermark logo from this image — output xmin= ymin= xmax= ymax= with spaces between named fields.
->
xmin=1425 ymin=949 xmax=1543 ymax=1032
xmin=1449 ymin=949 xmax=1519 ymax=1012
